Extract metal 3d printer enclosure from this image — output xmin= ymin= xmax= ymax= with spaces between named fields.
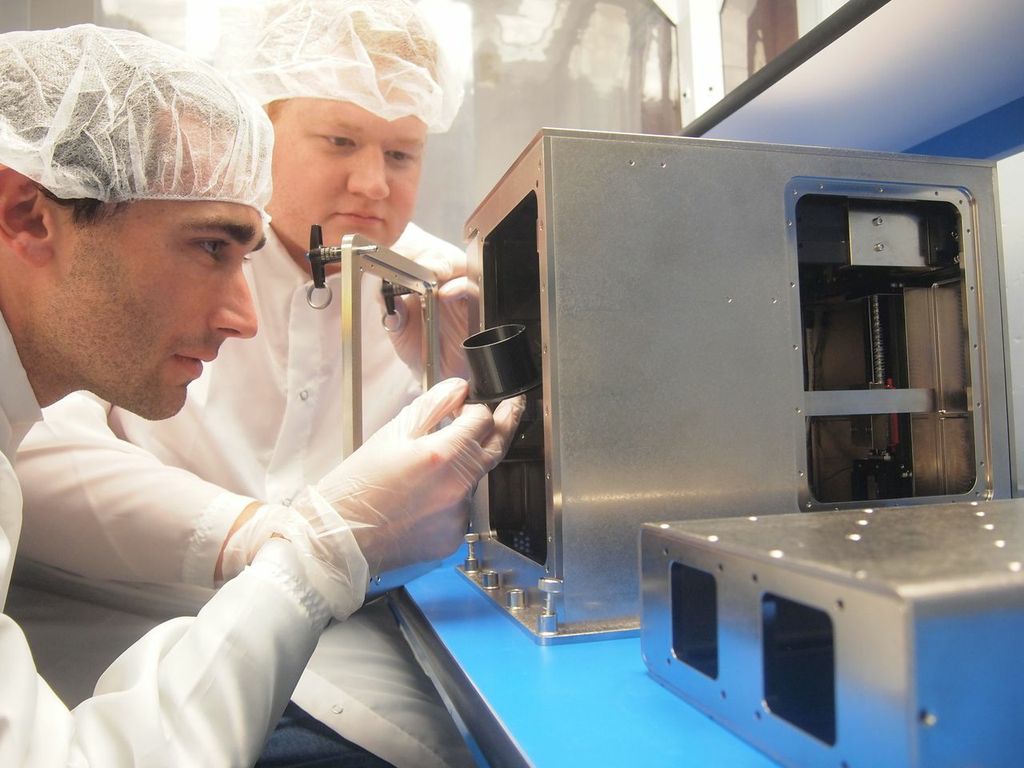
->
xmin=459 ymin=128 xmax=1012 ymax=642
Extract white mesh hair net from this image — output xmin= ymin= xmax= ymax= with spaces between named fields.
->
xmin=223 ymin=0 xmax=463 ymax=133
xmin=0 ymin=24 xmax=273 ymax=214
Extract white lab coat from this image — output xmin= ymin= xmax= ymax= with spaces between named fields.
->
xmin=10 ymin=224 xmax=474 ymax=768
xmin=0 ymin=311 xmax=329 ymax=767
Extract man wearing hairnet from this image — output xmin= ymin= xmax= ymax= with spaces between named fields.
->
xmin=0 ymin=23 xmax=520 ymax=766
xmin=9 ymin=2 xmax=515 ymax=767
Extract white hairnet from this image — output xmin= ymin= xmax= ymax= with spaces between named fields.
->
xmin=223 ymin=0 xmax=463 ymax=133
xmin=0 ymin=24 xmax=273 ymax=215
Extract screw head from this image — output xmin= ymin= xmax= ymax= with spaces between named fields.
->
xmin=465 ymin=532 xmax=480 ymax=544
xmin=538 ymin=577 xmax=563 ymax=594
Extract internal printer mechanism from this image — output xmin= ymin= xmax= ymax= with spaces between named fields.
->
xmin=797 ymin=192 xmax=976 ymax=503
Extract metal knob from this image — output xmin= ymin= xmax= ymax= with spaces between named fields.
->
xmin=506 ymin=588 xmax=526 ymax=610
xmin=536 ymin=577 xmax=563 ymax=636
xmin=481 ymin=569 xmax=500 ymax=590
xmin=463 ymin=532 xmax=480 ymax=573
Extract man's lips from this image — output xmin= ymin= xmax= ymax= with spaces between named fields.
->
xmin=173 ymin=350 xmax=218 ymax=379
xmin=336 ymin=211 xmax=384 ymax=224
xmin=172 ymin=355 xmax=203 ymax=379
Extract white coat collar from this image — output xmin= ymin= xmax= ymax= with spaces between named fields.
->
xmin=0 ymin=312 xmax=42 ymax=461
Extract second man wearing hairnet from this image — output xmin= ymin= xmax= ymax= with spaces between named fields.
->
xmin=11 ymin=2 xmax=500 ymax=766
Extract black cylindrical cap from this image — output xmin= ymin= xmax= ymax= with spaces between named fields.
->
xmin=463 ymin=324 xmax=540 ymax=403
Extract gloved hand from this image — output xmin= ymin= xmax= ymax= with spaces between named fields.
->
xmin=317 ymin=377 xmax=523 ymax=575
xmin=220 ymin=378 xmax=525 ymax=620
xmin=382 ymin=225 xmax=473 ymax=380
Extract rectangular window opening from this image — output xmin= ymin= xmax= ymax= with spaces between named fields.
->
xmin=762 ymin=592 xmax=836 ymax=745
xmin=671 ymin=562 xmax=719 ymax=679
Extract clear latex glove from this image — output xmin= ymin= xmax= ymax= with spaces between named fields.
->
xmin=385 ymin=242 xmax=474 ymax=381
xmin=220 ymin=491 xmax=370 ymax=622
xmin=319 ymin=377 xmax=523 ymax=577
xmin=221 ymin=378 xmax=524 ymax=609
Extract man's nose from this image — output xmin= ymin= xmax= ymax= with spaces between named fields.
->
xmin=213 ymin=267 xmax=258 ymax=340
xmin=346 ymin=146 xmax=389 ymax=200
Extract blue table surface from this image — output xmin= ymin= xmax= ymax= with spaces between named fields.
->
xmin=403 ymin=555 xmax=781 ymax=768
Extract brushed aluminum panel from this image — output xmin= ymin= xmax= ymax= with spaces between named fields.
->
xmin=640 ymin=501 xmax=1024 ymax=768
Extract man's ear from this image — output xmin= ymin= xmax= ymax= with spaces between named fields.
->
xmin=0 ymin=167 xmax=61 ymax=266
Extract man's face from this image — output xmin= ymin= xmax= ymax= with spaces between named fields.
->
xmin=266 ymin=98 xmax=426 ymax=267
xmin=37 ymin=199 xmax=264 ymax=419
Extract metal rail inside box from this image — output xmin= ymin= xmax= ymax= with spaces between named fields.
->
xmin=459 ymin=128 xmax=1012 ymax=642
xmin=639 ymin=503 xmax=1024 ymax=768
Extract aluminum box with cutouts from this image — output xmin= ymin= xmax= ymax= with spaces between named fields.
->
xmin=640 ymin=502 xmax=1024 ymax=768
xmin=460 ymin=128 xmax=1013 ymax=642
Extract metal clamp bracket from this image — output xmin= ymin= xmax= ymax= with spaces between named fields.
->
xmin=306 ymin=229 xmax=441 ymax=456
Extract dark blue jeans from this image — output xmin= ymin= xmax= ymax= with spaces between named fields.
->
xmin=256 ymin=701 xmax=396 ymax=768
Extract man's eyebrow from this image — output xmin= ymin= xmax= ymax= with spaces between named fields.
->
xmin=185 ymin=219 xmax=266 ymax=251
